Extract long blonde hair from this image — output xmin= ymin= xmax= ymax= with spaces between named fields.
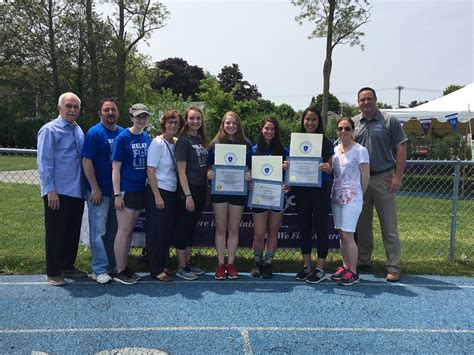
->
xmin=210 ymin=111 xmax=247 ymax=147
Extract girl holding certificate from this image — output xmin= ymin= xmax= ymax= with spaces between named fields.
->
xmin=250 ymin=117 xmax=289 ymax=279
xmin=293 ymin=107 xmax=334 ymax=284
xmin=323 ymin=117 xmax=369 ymax=285
xmin=207 ymin=111 xmax=252 ymax=280
xmin=145 ymin=110 xmax=184 ymax=282
xmin=174 ymin=106 xmax=208 ymax=281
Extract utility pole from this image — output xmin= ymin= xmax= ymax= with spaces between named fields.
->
xmin=395 ymin=86 xmax=405 ymax=108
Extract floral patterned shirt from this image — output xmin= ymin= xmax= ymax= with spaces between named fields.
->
xmin=331 ymin=143 xmax=369 ymax=205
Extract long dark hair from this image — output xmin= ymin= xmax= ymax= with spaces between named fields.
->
xmin=300 ymin=107 xmax=325 ymax=134
xmin=300 ymin=107 xmax=333 ymax=162
xmin=255 ymin=117 xmax=285 ymax=156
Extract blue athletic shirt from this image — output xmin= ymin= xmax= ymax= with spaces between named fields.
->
xmin=251 ymin=145 xmax=289 ymax=159
xmin=112 ymin=128 xmax=151 ymax=192
xmin=82 ymin=122 xmax=124 ymax=197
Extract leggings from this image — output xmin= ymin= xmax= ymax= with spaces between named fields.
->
xmin=294 ymin=180 xmax=332 ymax=258
xmin=173 ymin=184 xmax=207 ymax=250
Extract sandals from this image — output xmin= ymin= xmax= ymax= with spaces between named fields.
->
xmin=154 ymin=272 xmax=172 ymax=282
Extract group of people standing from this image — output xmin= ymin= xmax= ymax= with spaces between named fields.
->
xmin=37 ymin=87 xmax=407 ymax=287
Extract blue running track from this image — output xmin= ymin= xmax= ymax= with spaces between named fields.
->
xmin=1 ymin=273 xmax=473 ymax=354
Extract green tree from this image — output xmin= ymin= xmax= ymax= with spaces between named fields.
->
xmin=198 ymin=74 xmax=235 ymax=139
xmin=443 ymin=84 xmax=464 ymax=96
xmin=293 ymin=0 xmax=371 ymax=124
xmin=409 ymin=100 xmax=428 ymax=108
xmin=376 ymin=102 xmax=393 ymax=109
xmin=151 ymin=57 xmax=204 ymax=100
xmin=108 ymin=0 xmax=169 ymax=113
xmin=340 ymin=101 xmax=359 ymax=117
xmin=275 ymin=103 xmax=297 ymax=121
xmin=314 ymin=93 xmax=341 ymax=114
xmin=217 ymin=63 xmax=262 ymax=101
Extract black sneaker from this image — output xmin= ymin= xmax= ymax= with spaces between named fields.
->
xmin=62 ymin=267 xmax=87 ymax=278
xmin=250 ymin=262 xmax=262 ymax=277
xmin=113 ymin=270 xmax=137 ymax=285
xmin=125 ymin=267 xmax=141 ymax=281
xmin=331 ymin=266 xmax=347 ymax=281
xmin=176 ymin=266 xmax=197 ymax=281
xmin=186 ymin=261 xmax=205 ymax=275
xmin=338 ymin=270 xmax=360 ymax=286
xmin=295 ymin=266 xmax=312 ymax=281
xmin=306 ymin=268 xmax=325 ymax=284
xmin=261 ymin=263 xmax=273 ymax=279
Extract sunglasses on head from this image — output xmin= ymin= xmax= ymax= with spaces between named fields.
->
xmin=337 ymin=126 xmax=352 ymax=132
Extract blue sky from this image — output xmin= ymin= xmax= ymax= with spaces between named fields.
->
xmin=100 ymin=0 xmax=473 ymax=110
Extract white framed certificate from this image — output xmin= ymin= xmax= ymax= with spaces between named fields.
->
xmin=285 ymin=156 xmax=322 ymax=187
xmin=251 ymin=156 xmax=283 ymax=181
xmin=289 ymin=133 xmax=323 ymax=158
xmin=210 ymin=165 xmax=248 ymax=195
xmin=215 ymin=144 xmax=247 ymax=166
xmin=248 ymin=179 xmax=284 ymax=211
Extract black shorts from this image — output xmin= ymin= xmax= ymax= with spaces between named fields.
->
xmin=211 ymin=194 xmax=247 ymax=206
xmin=122 ymin=191 xmax=145 ymax=211
xmin=251 ymin=207 xmax=284 ymax=214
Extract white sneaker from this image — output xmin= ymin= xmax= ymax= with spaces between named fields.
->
xmin=89 ymin=272 xmax=112 ymax=284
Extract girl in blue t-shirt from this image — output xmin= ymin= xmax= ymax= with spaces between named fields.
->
xmin=207 ymin=111 xmax=252 ymax=280
xmin=250 ymin=117 xmax=289 ymax=279
xmin=111 ymin=103 xmax=151 ymax=285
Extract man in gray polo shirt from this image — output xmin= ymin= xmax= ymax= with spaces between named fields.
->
xmin=353 ymin=87 xmax=407 ymax=282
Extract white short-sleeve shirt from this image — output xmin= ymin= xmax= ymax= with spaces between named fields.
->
xmin=331 ymin=143 xmax=369 ymax=205
xmin=147 ymin=137 xmax=177 ymax=192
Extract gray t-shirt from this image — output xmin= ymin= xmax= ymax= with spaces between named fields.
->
xmin=352 ymin=109 xmax=407 ymax=172
xmin=175 ymin=133 xmax=208 ymax=186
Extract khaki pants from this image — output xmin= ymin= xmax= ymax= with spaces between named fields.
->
xmin=357 ymin=170 xmax=401 ymax=273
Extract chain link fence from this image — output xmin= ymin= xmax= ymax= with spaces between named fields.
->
xmin=0 ymin=149 xmax=472 ymax=275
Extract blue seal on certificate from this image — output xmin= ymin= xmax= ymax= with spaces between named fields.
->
xmin=299 ymin=141 xmax=313 ymax=155
xmin=224 ymin=152 xmax=237 ymax=165
xmin=261 ymin=164 xmax=274 ymax=176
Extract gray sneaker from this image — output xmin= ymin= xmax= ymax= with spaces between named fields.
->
xmin=113 ymin=270 xmax=137 ymax=285
xmin=295 ymin=265 xmax=313 ymax=281
xmin=306 ymin=268 xmax=326 ymax=284
xmin=176 ymin=266 xmax=197 ymax=281
xmin=186 ymin=262 xmax=205 ymax=275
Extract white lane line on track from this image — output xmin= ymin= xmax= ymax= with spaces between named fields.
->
xmin=1 ymin=326 xmax=473 ymax=335
xmin=1 ymin=281 xmax=473 ymax=288
xmin=240 ymin=329 xmax=253 ymax=355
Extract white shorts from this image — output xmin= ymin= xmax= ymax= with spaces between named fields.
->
xmin=331 ymin=200 xmax=363 ymax=233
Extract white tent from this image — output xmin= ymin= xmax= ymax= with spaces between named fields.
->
xmin=382 ymin=83 xmax=473 ymax=158
xmin=382 ymin=83 xmax=474 ymax=123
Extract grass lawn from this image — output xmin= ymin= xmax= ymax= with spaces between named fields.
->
xmin=1 ymin=181 xmax=472 ymax=276
xmin=0 ymin=155 xmax=37 ymax=171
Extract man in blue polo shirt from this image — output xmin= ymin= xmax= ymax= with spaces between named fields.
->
xmin=38 ymin=92 xmax=86 ymax=286
xmin=82 ymin=98 xmax=124 ymax=284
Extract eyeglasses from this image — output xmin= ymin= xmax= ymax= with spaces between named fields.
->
xmin=337 ymin=126 xmax=352 ymax=132
xmin=166 ymin=120 xmax=180 ymax=126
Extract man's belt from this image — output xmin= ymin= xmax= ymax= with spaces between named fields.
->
xmin=370 ymin=167 xmax=394 ymax=176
